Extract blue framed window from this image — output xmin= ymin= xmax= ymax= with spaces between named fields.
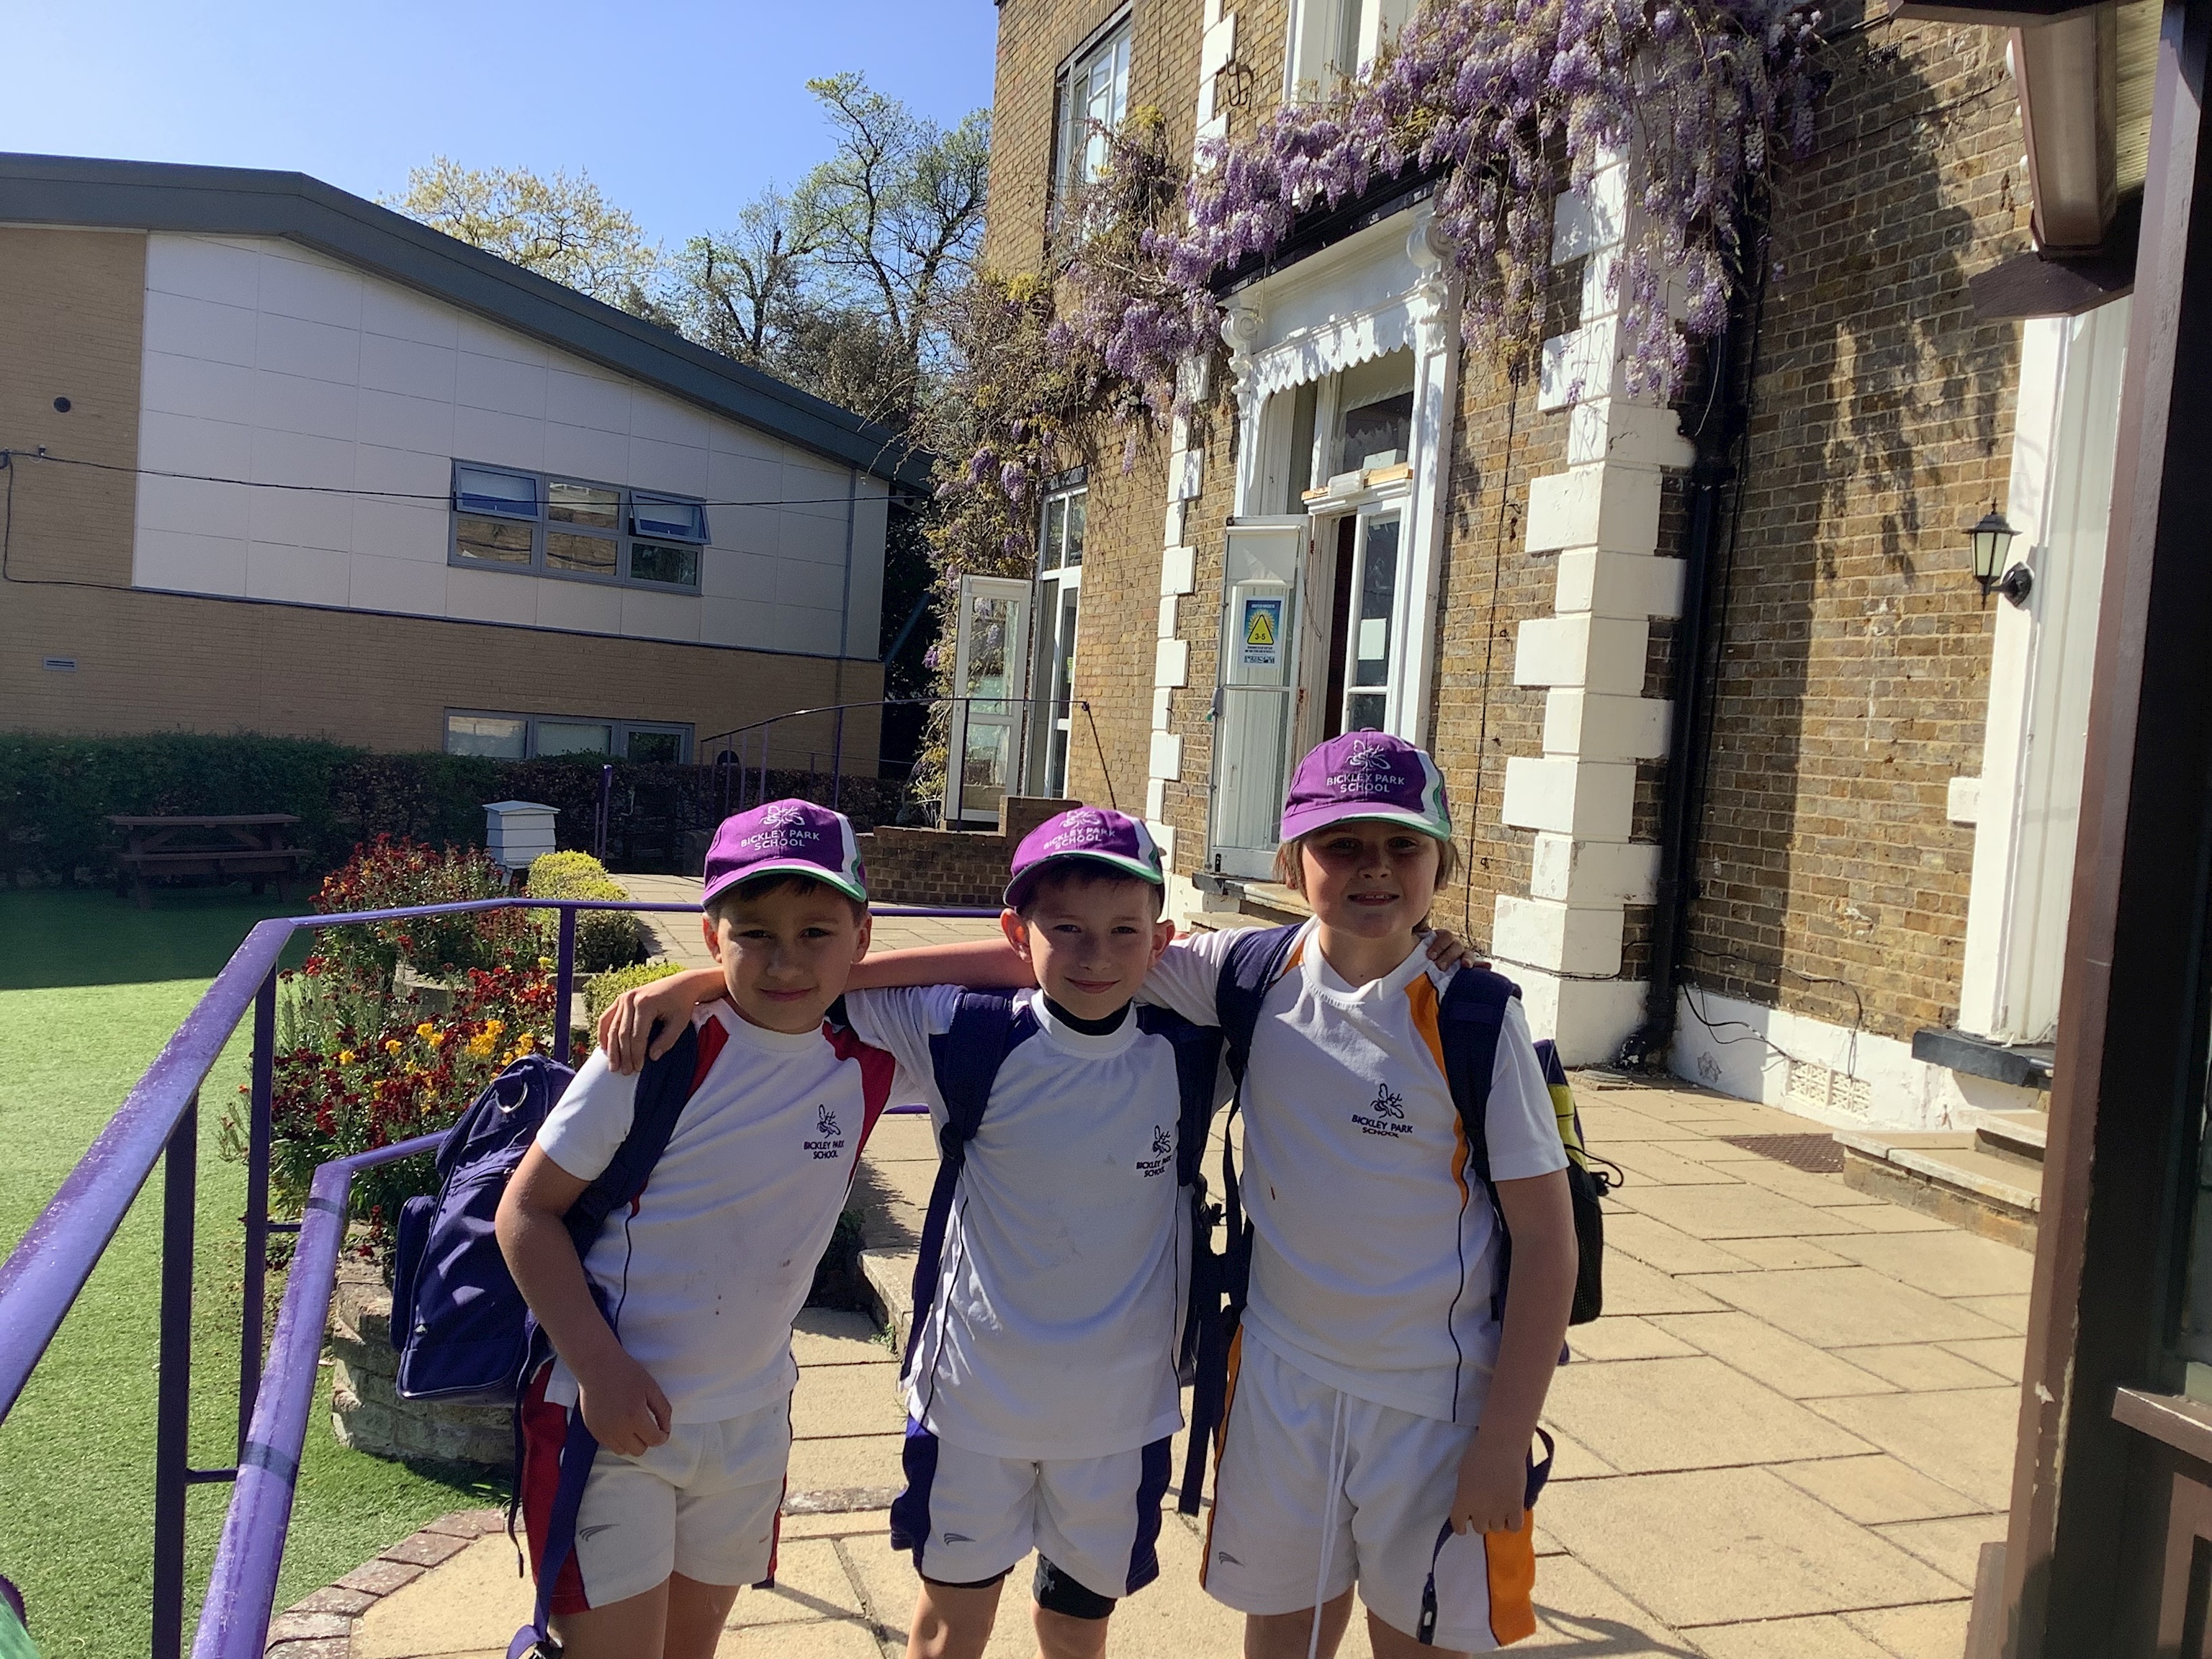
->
xmin=449 ymin=462 xmax=709 ymax=593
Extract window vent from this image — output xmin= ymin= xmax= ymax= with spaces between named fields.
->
xmin=1786 ymin=1058 xmax=1870 ymax=1117
xmin=41 ymin=657 xmax=77 ymax=673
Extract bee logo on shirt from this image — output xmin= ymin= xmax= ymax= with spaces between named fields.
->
xmin=1137 ymin=1123 xmax=1174 ymax=1179
xmin=1351 ymin=1080 xmax=1414 ymax=1140
xmin=804 ymin=1102 xmax=848 ymax=1161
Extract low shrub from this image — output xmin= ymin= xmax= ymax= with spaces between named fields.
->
xmin=526 ymin=850 xmax=646 ymax=973
xmin=585 ymin=959 xmax=686 ymax=1027
xmin=313 ymin=836 xmax=538 ymax=988
xmin=227 ymin=955 xmax=588 ymax=1256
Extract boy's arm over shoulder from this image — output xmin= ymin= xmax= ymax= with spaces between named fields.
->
xmin=1136 ymin=927 xmax=1238 ymax=1028
xmin=536 ymin=1048 xmax=644 ymax=1183
xmin=837 ymin=985 xmax=958 ymax=1113
xmin=1483 ymin=998 xmax=1571 ymax=1181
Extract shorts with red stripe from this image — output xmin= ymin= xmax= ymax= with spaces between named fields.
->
xmin=520 ymin=1363 xmax=792 ymax=1613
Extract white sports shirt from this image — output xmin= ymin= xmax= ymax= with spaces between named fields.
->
xmin=842 ymin=986 xmax=1195 ymax=1461
xmin=1141 ymin=921 xmax=1566 ymax=1424
xmin=536 ymin=1003 xmax=894 ymax=1423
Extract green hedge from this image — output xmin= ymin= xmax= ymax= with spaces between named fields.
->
xmin=526 ymin=850 xmax=647 ymax=973
xmin=0 ymin=732 xmax=912 ymax=879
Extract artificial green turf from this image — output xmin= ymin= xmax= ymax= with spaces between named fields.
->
xmin=0 ymin=889 xmax=497 ymax=1658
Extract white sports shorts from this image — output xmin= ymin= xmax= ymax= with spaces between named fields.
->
xmin=888 ymin=1418 xmax=1175 ymax=1601
xmin=1199 ymin=1334 xmax=1538 ymax=1653
xmin=521 ymin=1365 xmax=791 ymax=1611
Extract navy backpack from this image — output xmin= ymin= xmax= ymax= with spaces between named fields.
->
xmin=1178 ymin=925 xmax=1610 ymax=1524
xmin=386 ymin=1028 xmax=711 ymax=1659
xmin=886 ymin=992 xmax=1226 ymax=1544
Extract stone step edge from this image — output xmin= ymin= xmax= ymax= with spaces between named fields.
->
xmin=1833 ymin=1130 xmax=2043 ymax=1211
xmin=863 ymin=1247 xmax=918 ymax=1354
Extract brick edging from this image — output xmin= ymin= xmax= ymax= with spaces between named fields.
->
xmin=266 ymin=1507 xmax=506 ymax=1658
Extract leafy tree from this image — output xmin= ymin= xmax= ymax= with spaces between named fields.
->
xmin=660 ymin=189 xmax=819 ymax=363
xmin=387 ymin=158 xmax=662 ymax=309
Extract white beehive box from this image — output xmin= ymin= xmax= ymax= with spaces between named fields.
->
xmin=484 ymin=801 xmax=559 ymax=874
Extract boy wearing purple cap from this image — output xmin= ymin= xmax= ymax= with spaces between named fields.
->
xmin=497 ymin=800 xmax=894 ymax=1659
xmin=601 ymin=806 xmax=1213 ymax=1659
xmin=637 ymin=737 xmax=1573 ymax=1658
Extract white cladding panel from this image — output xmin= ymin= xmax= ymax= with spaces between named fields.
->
xmin=132 ymin=233 xmax=887 ymax=658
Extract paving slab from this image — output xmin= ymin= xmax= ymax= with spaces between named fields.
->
xmin=1691 ymin=1614 xmax=1897 ymax=1659
xmin=1939 ymin=1336 xmax=2027 ymax=1382
xmin=1719 ymin=1236 xmax=1855 ymax=1270
xmin=1565 ymin=1314 xmax=1702 ymax=1362
xmin=1806 ymin=1388 xmax=2020 ymax=1511
xmin=1603 ymin=1140 xmax=1743 ymax=1186
xmin=717 ymin=1619 xmax=882 ymax=1657
xmin=1835 ymin=1201 xmax=1956 ymax=1234
xmin=729 ymin=1537 xmax=869 ymax=1627
xmin=1514 ymin=1555 xmax=1701 ymax=1654
xmin=1539 ymin=1467 xmax=1963 ymax=1627
xmin=352 ymin=1534 xmax=533 ymax=1658
xmin=791 ymin=1361 xmax=907 ymax=1440
xmin=1604 ymin=1211 xmax=1764 ymax=1275
xmin=1578 ymin=1104 xmax=1709 ymax=1142
xmin=1768 ymin=1455 xmax=1990 ymax=1525
xmin=1619 ymin=1183 xmax=1874 ymax=1241
xmin=1951 ymin=1293 xmax=2032 ymax=1333
xmin=1543 ymin=1356 xmax=1872 ymax=1473
xmin=1831 ymin=1342 xmax=2013 ymax=1393
xmin=1722 ymin=1158 xmax=1890 ymax=1210
xmin=1822 ymin=1231 xmax=2036 ymax=1298
xmin=1874 ymin=1511 xmax=2012 ymax=1588
xmin=1596 ymin=1251 xmax=1730 ymax=1316
xmin=1540 ymin=1422 xmax=1621 ymax=1480
xmin=1679 ymin=1267 xmax=2013 ymax=1349
xmin=1840 ymin=1598 xmax=1975 ymax=1658
xmin=1645 ymin=1311 xmax=1896 ymax=1401
xmin=788 ymin=1433 xmax=909 ymax=1490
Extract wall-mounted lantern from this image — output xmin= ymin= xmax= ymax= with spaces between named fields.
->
xmin=1970 ymin=505 xmax=2033 ymax=607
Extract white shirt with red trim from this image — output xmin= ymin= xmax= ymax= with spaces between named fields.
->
xmin=1141 ymin=922 xmax=1565 ymax=1424
xmin=536 ymin=1002 xmax=894 ymax=1423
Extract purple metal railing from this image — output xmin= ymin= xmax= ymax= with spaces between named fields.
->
xmin=0 ymin=894 xmax=995 ymax=1659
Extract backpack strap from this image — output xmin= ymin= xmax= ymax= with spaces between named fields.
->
xmin=1134 ymin=1004 xmax=1226 ymax=1192
xmin=1435 ymin=968 xmax=1519 ymax=1325
xmin=1177 ymin=925 xmax=1302 ymax=1515
xmin=904 ymin=993 xmax=1028 ymax=1390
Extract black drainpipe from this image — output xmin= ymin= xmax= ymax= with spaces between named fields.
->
xmin=1615 ymin=229 xmax=1768 ymax=1072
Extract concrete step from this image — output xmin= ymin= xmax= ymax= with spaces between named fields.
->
xmin=862 ymin=1247 xmax=917 ymax=1352
xmin=1835 ymin=1129 xmax=2041 ymax=1251
xmin=1959 ymin=1106 xmax=2048 ymax=1169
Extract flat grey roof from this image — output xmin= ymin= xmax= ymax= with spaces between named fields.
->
xmin=0 ymin=151 xmax=930 ymax=491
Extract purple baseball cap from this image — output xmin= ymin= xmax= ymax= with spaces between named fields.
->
xmin=1279 ymin=732 xmax=1453 ymax=843
xmin=1003 ymin=806 xmax=1164 ymax=909
xmin=701 ymin=799 xmax=868 ymax=909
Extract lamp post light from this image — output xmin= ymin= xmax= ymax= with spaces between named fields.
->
xmin=1969 ymin=505 xmax=2033 ymax=607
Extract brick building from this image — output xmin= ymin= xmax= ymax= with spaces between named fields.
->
xmin=0 ymin=154 xmax=926 ymax=773
xmin=953 ymin=0 xmax=2153 ymax=1136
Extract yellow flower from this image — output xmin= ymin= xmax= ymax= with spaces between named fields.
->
xmin=384 ymin=1038 xmax=403 ymax=1055
xmin=485 ymin=1019 xmax=505 ymax=1035
xmin=338 ymin=1049 xmax=355 ymax=1065
xmin=467 ymin=1034 xmax=495 ymax=1058
xmin=415 ymin=1022 xmax=435 ymax=1039
xmin=537 ymin=956 xmax=554 ymax=972
xmin=514 ymin=1031 xmax=536 ymax=1051
xmin=426 ymin=1030 xmax=445 ymax=1048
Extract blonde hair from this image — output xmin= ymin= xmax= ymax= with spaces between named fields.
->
xmin=1272 ymin=827 xmax=1461 ymax=895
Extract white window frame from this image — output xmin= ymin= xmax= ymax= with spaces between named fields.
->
xmin=1026 ymin=473 xmax=1088 ymax=798
xmin=443 ymin=709 xmax=694 ymax=763
xmin=449 ymin=462 xmax=709 ymax=594
xmin=1283 ymin=0 xmax=1413 ymax=100
xmin=1052 ymin=12 xmax=1133 ymax=206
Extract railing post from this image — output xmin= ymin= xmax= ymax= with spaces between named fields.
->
xmin=831 ymin=706 xmax=846 ymax=815
xmin=554 ymin=907 xmax=577 ymax=1064
xmin=152 ymin=1092 xmax=198 ymax=1659
xmin=238 ymin=974 xmax=275 ymax=1457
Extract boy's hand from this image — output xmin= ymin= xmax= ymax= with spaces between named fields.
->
xmin=1448 ymin=1426 xmax=1529 ymax=1536
xmin=598 ymin=968 xmax=722 ymax=1072
xmin=575 ymin=1347 xmax=674 ymax=1456
xmin=1424 ymin=929 xmax=1491 ymax=973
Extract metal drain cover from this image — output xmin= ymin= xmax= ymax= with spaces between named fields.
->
xmin=1717 ymin=1133 xmax=1844 ymax=1174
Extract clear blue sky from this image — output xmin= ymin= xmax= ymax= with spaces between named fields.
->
xmin=0 ymin=1 xmax=1001 ymax=250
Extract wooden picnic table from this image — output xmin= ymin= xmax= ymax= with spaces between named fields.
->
xmin=107 ymin=814 xmax=308 ymax=908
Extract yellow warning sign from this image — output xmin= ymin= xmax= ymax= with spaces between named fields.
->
xmin=1245 ymin=606 xmax=1277 ymax=647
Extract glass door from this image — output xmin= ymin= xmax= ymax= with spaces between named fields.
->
xmin=1024 ymin=488 xmax=1084 ymax=798
xmin=944 ymin=575 xmax=1033 ymax=825
xmin=1211 ymin=518 xmax=1309 ymax=877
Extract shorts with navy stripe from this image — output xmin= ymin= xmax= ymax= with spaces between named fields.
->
xmin=888 ymin=1418 xmax=1173 ymax=1604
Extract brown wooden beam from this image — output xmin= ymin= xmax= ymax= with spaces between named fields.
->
xmin=2000 ymin=1 xmax=2212 ymax=1651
